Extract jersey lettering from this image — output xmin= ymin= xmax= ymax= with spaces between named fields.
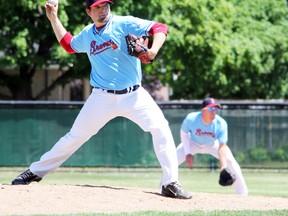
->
xmin=195 ymin=129 xmax=215 ymax=138
xmin=90 ymin=39 xmax=118 ymax=55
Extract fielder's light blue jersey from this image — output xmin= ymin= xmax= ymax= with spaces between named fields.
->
xmin=70 ymin=14 xmax=154 ymax=90
xmin=181 ymin=112 xmax=228 ymax=145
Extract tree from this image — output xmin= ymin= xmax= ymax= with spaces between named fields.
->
xmin=0 ymin=0 xmax=92 ymax=100
xmin=156 ymin=0 xmax=288 ymax=99
xmin=0 ymin=0 xmax=159 ymax=100
xmin=0 ymin=0 xmax=287 ymax=100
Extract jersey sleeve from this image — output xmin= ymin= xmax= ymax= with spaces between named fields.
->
xmin=217 ymin=119 xmax=228 ymax=144
xmin=123 ymin=16 xmax=154 ymax=37
xmin=148 ymin=22 xmax=168 ymax=36
xmin=70 ymin=25 xmax=93 ymax=53
xmin=181 ymin=116 xmax=191 ymax=133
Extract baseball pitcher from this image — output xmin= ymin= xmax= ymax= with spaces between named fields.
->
xmin=11 ymin=0 xmax=192 ymax=199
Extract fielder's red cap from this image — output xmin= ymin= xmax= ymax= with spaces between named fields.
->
xmin=201 ymin=98 xmax=221 ymax=109
xmin=86 ymin=0 xmax=113 ymax=9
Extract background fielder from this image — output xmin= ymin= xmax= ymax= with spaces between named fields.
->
xmin=176 ymin=98 xmax=248 ymax=195
xmin=11 ymin=0 xmax=191 ymax=199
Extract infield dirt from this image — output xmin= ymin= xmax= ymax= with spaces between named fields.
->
xmin=0 ymin=184 xmax=288 ymax=215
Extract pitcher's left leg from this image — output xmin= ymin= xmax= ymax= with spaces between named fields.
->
xmin=122 ymin=88 xmax=178 ymax=185
xmin=120 ymin=88 xmax=192 ymax=199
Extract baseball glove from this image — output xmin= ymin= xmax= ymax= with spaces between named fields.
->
xmin=219 ymin=168 xmax=236 ymax=186
xmin=125 ymin=34 xmax=153 ymax=64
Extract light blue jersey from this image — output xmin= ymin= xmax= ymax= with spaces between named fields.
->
xmin=70 ymin=14 xmax=154 ymax=90
xmin=181 ymin=112 xmax=228 ymax=145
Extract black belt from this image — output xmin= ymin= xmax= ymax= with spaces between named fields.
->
xmin=95 ymin=85 xmax=140 ymax=94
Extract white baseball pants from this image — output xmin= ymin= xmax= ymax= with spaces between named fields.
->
xmin=30 ymin=87 xmax=178 ymax=186
xmin=176 ymin=141 xmax=248 ymax=195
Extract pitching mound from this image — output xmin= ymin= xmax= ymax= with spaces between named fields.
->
xmin=1 ymin=184 xmax=287 ymax=215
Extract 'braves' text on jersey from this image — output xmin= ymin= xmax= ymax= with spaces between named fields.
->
xmin=181 ymin=112 xmax=228 ymax=145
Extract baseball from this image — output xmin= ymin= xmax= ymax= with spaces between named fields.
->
xmin=48 ymin=0 xmax=58 ymax=6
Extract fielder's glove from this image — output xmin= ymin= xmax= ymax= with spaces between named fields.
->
xmin=125 ymin=34 xmax=153 ymax=64
xmin=219 ymin=168 xmax=236 ymax=186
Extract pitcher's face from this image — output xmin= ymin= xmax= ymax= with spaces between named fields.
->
xmin=86 ymin=3 xmax=110 ymax=25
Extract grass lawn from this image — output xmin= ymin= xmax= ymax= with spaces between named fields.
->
xmin=1 ymin=167 xmax=287 ymax=197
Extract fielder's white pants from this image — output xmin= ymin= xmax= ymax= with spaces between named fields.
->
xmin=30 ymin=87 xmax=178 ymax=186
xmin=176 ymin=141 xmax=248 ymax=195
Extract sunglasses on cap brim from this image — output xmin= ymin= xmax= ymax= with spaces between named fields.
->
xmin=203 ymin=107 xmax=219 ymax=111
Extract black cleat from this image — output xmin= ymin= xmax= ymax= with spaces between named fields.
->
xmin=11 ymin=169 xmax=42 ymax=185
xmin=161 ymin=181 xmax=192 ymax=199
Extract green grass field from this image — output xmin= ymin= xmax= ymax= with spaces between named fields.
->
xmin=1 ymin=167 xmax=288 ymax=215
xmin=3 ymin=167 xmax=287 ymax=197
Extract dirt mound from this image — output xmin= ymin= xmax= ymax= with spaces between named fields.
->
xmin=0 ymin=184 xmax=287 ymax=215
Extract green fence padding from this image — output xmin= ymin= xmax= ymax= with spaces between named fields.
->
xmin=0 ymin=107 xmax=288 ymax=167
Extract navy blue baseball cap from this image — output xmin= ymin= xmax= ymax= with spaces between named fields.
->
xmin=201 ymin=98 xmax=221 ymax=109
xmin=86 ymin=0 xmax=113 ymax=9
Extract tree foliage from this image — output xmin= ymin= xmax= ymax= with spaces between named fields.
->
xmin=0 ymin=0 xmax=91 ymax=99
xmin=0 ymin=0 xmax=287 ymax=100
xmin=155 ymin=0 xmax=288 ymax=99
